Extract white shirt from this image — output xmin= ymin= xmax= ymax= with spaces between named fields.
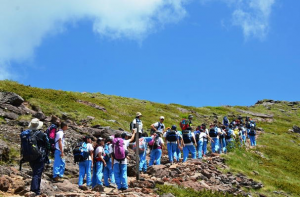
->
xmin=87 ymin=143 xmax=94 ymax=160
xmin=55 ymin=130 xmax=64 ymax=150
xmin=153 ymin=122 xmax=165 ymax=133
xmin=109 ymin=139 xmax=130 ymax=164
xmin=163 ymin=131 xmax=178 ymax=144
xmin=199 ymin=132 xmax=207 ymax=142
xmin=132 ymin=118 xmax=143 ymax=133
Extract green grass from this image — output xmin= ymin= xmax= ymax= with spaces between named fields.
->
xmin=1 ymin=80 xmax=300 ymax=196
xmin=157 ymin=185 xmax=243 ymax=197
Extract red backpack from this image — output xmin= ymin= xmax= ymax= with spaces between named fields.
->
xmin=180 ymin=119 xmax=190 ymax=130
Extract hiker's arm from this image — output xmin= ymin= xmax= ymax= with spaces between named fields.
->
xmin=129 ymin=130 xmax=137 ymax=142
xmin=151 ymin=124 xmax=156 ymax=131
xmin=58 ymin=138 xmax=64 ymax=157
xmin=193 ymin=135 xmax=197 ymax=147
xmin=90 ymin=150 xmax=94 ymax=167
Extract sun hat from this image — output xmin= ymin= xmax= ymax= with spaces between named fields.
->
xmin=160 ymin=116 xmax=165 ymax=120
xmin=136 ymin=112 xmax=142 ymax=117
xmin=28 ymin=118 xmax=43 ymax=130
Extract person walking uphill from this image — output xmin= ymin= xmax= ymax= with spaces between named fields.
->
xmin=92 ymin=138 xmax=106 ymax=189
xmin=149 ymin=132 xmax=165 ymax=166
xmin=163 ymin=125 xmax=180 ymax=164
xmin=53 ymin=122 xmax=67 ymax=182
xmin=20 ymin=118 xmax=50 ymax=195
xmin=78 ymin=136 xmax=94 ymax=189
xmin=103 ymin=137 xmax=116 ymax=187
xmin=110 ymin=130 xmax=136 ymax=191
xmin=131 ymin=112 xmax=143 ymax=138
xmin=182 ymin=127 xmax=197 ymax=162
xmin=151 ymin=116 xmax=165 ymax=134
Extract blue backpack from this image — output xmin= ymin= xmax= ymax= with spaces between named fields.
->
xmin=182 ymin=130 xmax=193 ymax=143
xmin=73 ymin=142 xmax=89 ymax=163
xmin=223 ymin=116 xmax=229 ymax=126
xmin=20 ymin=130 xmax=43 ymax=162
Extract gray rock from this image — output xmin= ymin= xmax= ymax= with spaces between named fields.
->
xmin=0 ymin=92 xmax=24 ymax=106
xmin=0 ymin=109 xmax=19 ymax=120
xmin=293 ymin=125 xmax=300 ymax=133
xmin=34 ymin=111 xmax=46 ymax=120
xmin=0 ymin=139 xmax=9 ymax=162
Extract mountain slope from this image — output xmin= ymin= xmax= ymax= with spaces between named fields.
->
xmin=0 ymin=80 xmax=300 ymax=196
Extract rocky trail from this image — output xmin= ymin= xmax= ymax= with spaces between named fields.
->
xmin=0 ymin=92 xmax=265 ymax=197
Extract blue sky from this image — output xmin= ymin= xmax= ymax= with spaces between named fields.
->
xmin=0 ymin=0 xmax=299 ymax=107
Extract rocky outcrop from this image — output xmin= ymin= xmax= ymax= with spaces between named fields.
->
xmin=77 ymin=100 xmax=106 ymax=112
xmin=292 ymin=125 xmax=300 ymax=133
xmin=0 ymin=139 xmax=9 ymax=162
xmin=0 ymin=92 xmax=24 ymax=106
xmin=236 ymin=109 xmax=273 ymax=118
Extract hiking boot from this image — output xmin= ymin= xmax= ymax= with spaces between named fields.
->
xmin=79 ymin=185 xmax=88 ymax=191
xmin=52 ymin=177 xmax=63 ymax=183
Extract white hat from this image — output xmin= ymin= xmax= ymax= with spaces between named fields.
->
xmin=160 ymin=116 xmax=165 ymax=120
xmin=136 ymin=112 xmax=142 ymax=117
xmin=28 ymin=118 xmax=43 ymax=130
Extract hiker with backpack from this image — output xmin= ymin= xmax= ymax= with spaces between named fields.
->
xmin=201 ymin=124 xmax=210 ymax=157
xmin=133 ymin=132 xmax=151 ymax=173
xmin=78 ymin=136 xmax=94 ymax=189
xmin=219 ymin=126 xmax=227 ymax=154
xmin=209 ymin=123 xmax=221 ymax=153
xmin=149 ymin=132 xmax=165 ymax=166
xmin=46 ymin=116 xmax=60 ymax=156
xmin=103 ymin=137 xmax=116 ymax=188
xmin=131 ymin=112 xmax=143 ymax=138
xmin=239 ymin=124 xmax=247 ymax=146
xmin=151 ymin=116 xmax=165 ymax=134
xmin=194 ymin=126 xmax=207 ymax=159
xmin=110 ymin=130 xmax=136 ymax=190
xmin=182 ymin=127 xmax=197 ymax=162
xmin=53 ymin=122 xmax=68 ymax=182
xmin=163 ymin=125 xmax=180 ymax=164
xmin=179 ymin=115 xmax=193 ymax=131
xmin=223 ymin=116 xmax=229 ymax=127
xmin=20 ymin=118 xmax=50 ymax=195
xmin=91 ymin=138 xmax=106 ymax=189
xmin=175 ymin=130 xmax=183 ymax=162
xmin=248 ymin=124 xmax=257 ymax=146
xmin=225 ymin=125 xmax=236 ymax=150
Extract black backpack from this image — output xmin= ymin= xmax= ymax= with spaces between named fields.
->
xmin=166 ymin=130 xmax=177 ymax=142
xmin=20 ymin=130 xmax=43 ymax=162
xmin=73 ymin=142 xmax=89 ymax=163
xmin=182 ymin=130 xmax=193 ymax=143
xmin=209 ymin=128 xmax=218 ymax=138
xmin=248 ymin=128 xmax=256 ymax=136
xmin=225 ymin=130 xmax=232 ymax=140
xmin=153 ymin=136 xmax=161 ymax=149
xmin=195 ymin=131 xmax=200 ymax=142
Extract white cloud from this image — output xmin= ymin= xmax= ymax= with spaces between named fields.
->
xmin=0 ymin=0 xmax=187 ymax=79
xmin=232 ymin=0 xmax=275 ymax=40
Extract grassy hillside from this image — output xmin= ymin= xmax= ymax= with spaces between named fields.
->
xmin=1 ymin=80 xmax=300 ymax=196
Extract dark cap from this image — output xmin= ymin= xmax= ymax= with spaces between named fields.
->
xmin=171 ymin=125 xmax=177 ymax=130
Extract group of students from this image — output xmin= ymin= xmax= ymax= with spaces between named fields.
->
xmin=20 ymin=113 xmax=258 ymax=195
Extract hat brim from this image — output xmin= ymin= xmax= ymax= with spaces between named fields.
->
xmin=28 ymin=121 xmax=43 ymax=130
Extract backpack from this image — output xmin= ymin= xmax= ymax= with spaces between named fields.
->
xmin=112 ymin=138 xmax=127 ymax=162
xmin=166 ymin=130 xmax=177 ymax=142
xmin=195 ymin=131 xmax=200 ymax=142
xmin=180 ymin=119 xmax=190 ymax=131
xmin=20 ymin=130 xmax=43 ymax=162
xmin=223 ymin=116 xmax=229 ymax=126
xmin=46 ymin=124 xmax=58 ymax=153
xmin=209 ymin=128 xmax=218 ymax=138
xmin=225 ymin=130 xmax=232 ymax=140
xmin=182 ymin=130 xmax=193 ymax=143
xmin=133 ymin=138 xmax=146 ymax=153
xmin=152 ymin=136 xmax=161 ymax=149
xmin=248 ymin=128 xmax=256 ymax=136
xmin=73 ymin=142 xmax=89 ymax=163
xmin=103 ymin=144 xmax=111 ymax=162
xmin=250 ymin=121 xmax=256 ymax=128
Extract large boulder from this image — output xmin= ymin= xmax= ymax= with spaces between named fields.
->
xmin=293 ymin=126 xmax=300 ymax=133
xmin=0 ymin=108 xmax=19 ymax=120
xmin=0 ymin=92 xmax=24 ymax=106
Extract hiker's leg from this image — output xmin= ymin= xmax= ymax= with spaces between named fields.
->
xmin=198 ymin=141 xmax=203 ymax=159
xmin=167 ymin=143 xmax=174 ymax=163
xmin=249 ymin=136 xmax=254 ymax=146
xmin=214 ymin=138 xmax=220 ymax=153
xmin=108 ymin=161 xmax=115 ymax=184
xmin=91 ymin=164 xmax=96 ymax=188
xmin=202 ymin=141 xmax=207 ymax=156
xmin=222 ymin=138 xmax=227 ymax=153
xmin=30 ymin=158 xmax=45 ymax=195
xmin=120 ymin=164 xmax=128 ymax=189
xmin=189 ymin=145 xmax=196 ymax=159
xmin=211 ymin=138 xmax=216 ymax=153
xmin=78 ymin=161 xmax=86 ymax=186
xmin=103 ymin=165 xmax=109 ymax=186
xmin=149 ymin=149 xmax=156 ymax=166
xmin=182 ymin=146 xmax=188 ymax=162
xmin=86 ymin=160 xmax=92 ymax=186
xmin=176 ymin=146 xmax=181 ymax=161
xmin=155 ymin=149 xmax=162 ymax=165
xmin=96 ymin=162 xmax=103 ymax=186
xmin=113 ymin=163 xmax=122 ymax=189
xmin=59 ymin=157 xmax=65 ymax=177
xmin=53 ymin=150 xmax=62 ymax=178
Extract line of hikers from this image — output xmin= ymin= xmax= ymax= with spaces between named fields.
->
xmin=19 ymin=113 xmax=257 ymax=195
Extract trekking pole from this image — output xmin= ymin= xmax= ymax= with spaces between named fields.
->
xmin=135 ymin=126 xmax=140 ymax=180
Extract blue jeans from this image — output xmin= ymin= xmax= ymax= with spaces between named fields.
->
xmin=149 ymin=149 xmax=162 ymax=166
xmin=29 ymin=157 xmax=45 ymax=195
xmin=211 ymin=137 xmax=219 ymax=153
xmin=53 ymin=150 xmax=65 ymax=178
xmin=104 ymin=160 xmax=115 ymax=186
xmin=196 ymin=141 xmax=203 ymax=159
xmin=241 ymin=135 xmax=246 ymax=145
xmin=249 ymin=135 xmax=256 ymax=146
xmin=219 ymin=138 xmax=226 ymax=153
xmin=113 ymin=163 xmax=128 ymax=190
xmin=79 ymin=160 xmax=92 ymax=186
xmin=202 ymin=140 xmax=208 ymax=156
xmin=176 ymin=146 xmax=182 ymax=161
xmin=167 ymin=143 xmax=177 ymax=163
xmin=139 ymin=151 xmax=147 ymax=172
xmin=183 ymin=145 xmax=196 ymax=162
xmin=91 ymin=161 xmax=103 ymax=187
